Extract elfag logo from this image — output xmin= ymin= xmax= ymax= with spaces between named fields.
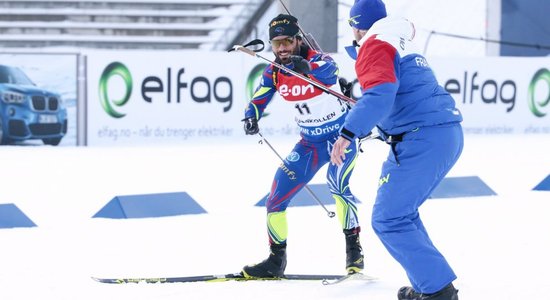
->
xmin=98 ymin=62 xmax=133 ymax=118
xmin=528 ymin=68 xmax=550 ymax=118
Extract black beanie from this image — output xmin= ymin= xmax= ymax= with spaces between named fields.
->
xmin=269 ymin=14 xmax=300 ymax=40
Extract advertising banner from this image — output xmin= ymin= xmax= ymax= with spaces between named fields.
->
xmin=333 ymin=54 xmax=550 ymax=136
xmin=86 ymin=50 xmax=298 ymax=146
xmin=0 ymin=52 xmax=78 ymax=146
xmin=86 ymin=50 xmax=549 ymax=146
xmin=430 ymin=57 xmax=550 ymax=135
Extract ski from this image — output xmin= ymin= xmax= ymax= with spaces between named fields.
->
xmin=92 ymin=273 xmax=345 ymax=284
xmin=321 ymin=273 xmax=378 ymax=285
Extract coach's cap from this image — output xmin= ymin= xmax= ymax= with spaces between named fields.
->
xmin=349 ymin=0 xmax=387 ymax=30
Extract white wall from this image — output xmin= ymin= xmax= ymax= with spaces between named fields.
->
xmin=338 ymin=0 xmax=488 ymax=57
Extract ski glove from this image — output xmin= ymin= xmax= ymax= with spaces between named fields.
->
xmin=243 ymin=117 xmax=259 ymax=135
xmin=289 ymin=55 xmax=312 ymax=74
xmin=339 ymin=77 xmax=353 ymax=98
xmin=338 ymin=77 xmax=353 ymax=110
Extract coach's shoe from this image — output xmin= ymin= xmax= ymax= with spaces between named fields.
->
xmin=242 ymin=243 xmax=287 ymax=278
xmin=398 ymin=283 xmax=459 ymax=300
xmin=344 ymin=227 xmax=364 ymax=274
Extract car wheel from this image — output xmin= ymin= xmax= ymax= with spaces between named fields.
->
xmin=42 ymin=137 xmax=62 ymax=146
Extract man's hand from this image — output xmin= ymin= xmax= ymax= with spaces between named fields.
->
xmin=339 ymin=77 xmax=353 ymax=98
xmin=242 ymin=117 xmax=259 ymax=135
xmin=290 ymin=55 xmax=312 ymax=74
xmin=330 ymin=136 xmax=352 ymax=166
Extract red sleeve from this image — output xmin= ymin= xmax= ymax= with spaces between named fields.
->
xmin=355 ymin=35 xmax=397 ymax=91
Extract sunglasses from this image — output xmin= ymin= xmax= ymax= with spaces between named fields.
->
xmin=269 ymin=36 xmax=296 ymax=48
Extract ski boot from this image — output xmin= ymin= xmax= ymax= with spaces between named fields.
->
xmin=398 ymin=283 xmax=459 ymax=300
xmin=242 ymin=243 xmax=287 ymax=278
xmin=344 ymin=227 xmax=364 ymax=274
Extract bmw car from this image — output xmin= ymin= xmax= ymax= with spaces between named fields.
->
xmin=0 ymin=64 xmax=67 ymax=145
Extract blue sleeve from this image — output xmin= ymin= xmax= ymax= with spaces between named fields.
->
xmin=341 ymin=83 xmax=398 ymax=140
xmin=308 ymin=54 xmax=338 ymax=85
xmin=340 ymin=38 xmax=400 ymax=140
xmin=244 ymin=65 xmax=277 ymax=120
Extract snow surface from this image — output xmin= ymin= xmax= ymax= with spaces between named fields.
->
xmin=0 ymin=2 xmax=548 ymax=299
xmin=1 ymin=134 xmax=549 ymax=300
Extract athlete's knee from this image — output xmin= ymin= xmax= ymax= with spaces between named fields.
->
xmin=266 ymin=203 xmax=287 ymax=213
xmin=266 ymin=200 xmax=289 ymax=213
xmin=325 ymin=176 xmax=338 ymax=192
xmin=327 ymin=180 xmax=354 ymax=197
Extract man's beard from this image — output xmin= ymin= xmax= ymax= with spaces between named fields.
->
xmin=276 ymin=46 xmax=300 ymax=64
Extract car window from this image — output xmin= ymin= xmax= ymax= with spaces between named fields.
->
xmin=0 ymin=65 xmax=34 ymax=85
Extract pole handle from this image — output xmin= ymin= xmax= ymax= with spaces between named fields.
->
xmin=233 ymin=45 xmax=256 ymax=57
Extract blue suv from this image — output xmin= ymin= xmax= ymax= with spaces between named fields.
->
xmin=0 ymin=65 xmax=67 ymax=145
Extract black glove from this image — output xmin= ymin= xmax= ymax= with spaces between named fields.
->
xmin=242 ymin=117 xmax=259 ymax=135
xmin=339 ymin=77 xmax=353 ymax=98
xmin=289 ymin=55 xmax=312 ymax=74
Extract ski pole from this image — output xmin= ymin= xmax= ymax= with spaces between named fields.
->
xmin=277 ymin=0 xmax=323 ymax=53
xmin=228 ymin=40 xmax=356 ymax=105
xmin=258 ymin=132 xmax=336 ymax=218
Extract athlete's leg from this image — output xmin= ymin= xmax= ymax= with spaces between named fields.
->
xmin=326 ymin=138 xmax=363 ymax=273
xmin=326 ymin=138 xmax=360 ymax=230
xmin=265 ymin=139 xmax=325 ymax=245
xmin=243 ymin=139 xmax=326 ymax=278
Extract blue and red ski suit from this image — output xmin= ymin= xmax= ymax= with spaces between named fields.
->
xmin=340 ymin=17 xmax=464 ymax=294
xmin=244 ymin=46 xmax=361 ymax=245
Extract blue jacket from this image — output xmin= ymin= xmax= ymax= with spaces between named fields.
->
xmin=341 ymin=17 xmax=462 ymax=140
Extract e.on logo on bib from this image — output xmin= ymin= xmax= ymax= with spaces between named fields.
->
xmin=279 ymin=83 xmax=314 ymax=98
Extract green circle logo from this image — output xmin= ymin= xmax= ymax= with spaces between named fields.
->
xmin=99 ymin=62 xmax=133 ymax=118
xmin=528 ymin=68 xmax=550 ymax=118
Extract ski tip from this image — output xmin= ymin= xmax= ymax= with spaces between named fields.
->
xmin=321 ymin=273 xmax=379 ymax=286
xmin=91 ymin=276 xmax=123 ymax=284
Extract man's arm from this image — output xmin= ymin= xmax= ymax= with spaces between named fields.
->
xmin=340 ymin=38 xmax=399 ymax=139
xmin=244 ymin=65 xmax=277 ymax=120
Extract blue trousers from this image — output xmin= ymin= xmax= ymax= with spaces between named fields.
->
xmin=372 ymin=123 xmax=463 ymax=294
xmin=264 ymin=137 xmax=361 ymax=244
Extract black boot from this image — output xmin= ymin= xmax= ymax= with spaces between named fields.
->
xmin=398 ymin=283 xmax=459 ymax=300
xmin=344 ymin=227 xmax=364 ymax=274
xmin=242 ymin=243 xmax=287 ymax=278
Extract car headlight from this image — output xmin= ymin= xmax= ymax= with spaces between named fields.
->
xmin=1 ymin=91 xmax=26 ymax=104
xmin=57 ymin=96 xmax=65 ymax=108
